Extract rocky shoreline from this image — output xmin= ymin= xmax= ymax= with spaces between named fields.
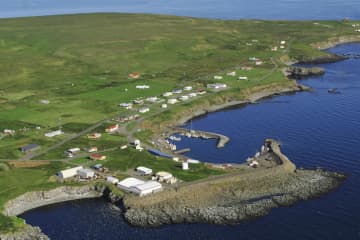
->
xmin=0 ymin=185 xmax=104 ymax=240
xmin=123 ymin=140 xmax=345 ymax=227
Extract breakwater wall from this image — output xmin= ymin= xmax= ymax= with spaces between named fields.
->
xmin=172 ymin=127 xmax=230 ymax=148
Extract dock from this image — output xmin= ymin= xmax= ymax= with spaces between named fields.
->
xmin=172 ymin=127 xmax=230 ymax=148
xmin=173 ymin=148 xmax=191 ymax=154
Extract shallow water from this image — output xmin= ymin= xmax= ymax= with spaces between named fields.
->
xmin=21 ymin=43 xmax=360 ymax=239
xmin=1 ymin=0 xmax=360 ymax=20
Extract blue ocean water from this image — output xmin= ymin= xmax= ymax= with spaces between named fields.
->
xmin=21 ymin=43 xmax=360 ymax=239
xmin=1 ymin=0 xmax=360 ymax=20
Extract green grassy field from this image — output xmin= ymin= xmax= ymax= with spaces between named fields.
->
xmin=0 ymin=13 xmax=359 ymax=234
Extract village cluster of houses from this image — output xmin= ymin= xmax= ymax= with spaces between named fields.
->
xmin=351 ymin=24 xmax=360 ymax=32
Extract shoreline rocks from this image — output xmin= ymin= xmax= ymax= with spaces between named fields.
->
xmin=123 ymin=141 xmax=345 ymax=227
xmin=0 ymin=225 xmax=49 ymax=240
xmin=3 ymin=185 xmax=104 ymax=217
xmin=286 ymin=66 xmax=325 ymax=78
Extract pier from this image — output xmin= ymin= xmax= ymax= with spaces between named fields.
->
xmin=172 ymin=127 xmax=230 ymax=148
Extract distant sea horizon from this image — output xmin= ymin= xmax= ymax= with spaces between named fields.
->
xmin=1 ymin=0 xmax=360 ymax=20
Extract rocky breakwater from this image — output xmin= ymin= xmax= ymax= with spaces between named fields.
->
xmin=123 ymin=140 xmax=345 ymax=227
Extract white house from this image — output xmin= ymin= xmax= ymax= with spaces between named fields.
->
xmin=130 ymin=181 xmax=162 ymax=197
xmin=207 ymin=83 xmax=227 ymax=89
xmin=146 ymin=97 xmax=158 ymax=103
xmin=188 ymin=93 xmax=197 ymax=98
xmin=183 ymin=86 xmax=193 ymax=91
xmin=255 ymin=61 xmax=263 ymax=65
xmin=67 ymin=148 xmax=80 ymax=154
xmin=136 ymin=166 xmax=153 ymax=175
xmin=167 ymin=98 xmax=178 ymax=104
xmin=238 ymin=76 xmax=248 ymax=80
xmin=179 ymin=95 xmax=189 ymax=101
xmin=77 ymin=168 xmax=95 ymax=179
xmin=155 ymin=171 xmax=173 ymax=181
xmin=117 ymin=177 xmax=145 ymax=192
xmin=280 ymin=40 xmax=286 ymax=45
xmin=136 ymin=85 xmax=150 ymax=89
xmin=226 ymin=71 xmax=236 ymax=76
xmin=58 ymin=166 xmax=83 ymax=180
xmin=162 ymin=92 xmax=173 ymax=97
xmin=106 ymin=176 xmax=119 ymax=185
xmin=214 ymin=75 xmax=223 ymax=80
xmin=44 ymin=130 xmax=64 ymax=138
xmin=161 ymin=103 xmax=168 ymax=109
xmin=139 ymin=107 xmax=150 ymax=113
xmin=172 ymin=89 xmax=182 ymax=94
xmin=182 ymin=161 xmax=189 ymax=170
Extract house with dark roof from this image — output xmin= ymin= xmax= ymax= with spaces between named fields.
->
xmin=20 ymin=144 xmax=40 ymax=153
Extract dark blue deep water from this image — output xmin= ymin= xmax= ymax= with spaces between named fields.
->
xmin=1 ymin=0 xmax=360 ymax=20
xmin=21 ymin=43 xmax=360 ymax=239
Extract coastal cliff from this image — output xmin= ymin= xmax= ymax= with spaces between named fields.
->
xmin=123 ymin=140 xmax=345 ymax=227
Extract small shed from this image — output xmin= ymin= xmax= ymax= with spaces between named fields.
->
xmin=136 ymin=166 xmax=153 ymax=175
xmin=77 ymin=168 xmax=95 ymax=179
xmin=90 ymin=153 xmax=106 ymax=161
xmin=106 ymin=176 xmax=119 ymax=185
xmin=20 ymin=144 xmax=40 ymax=153
xmin=156 ymin=171 xmax=173 ymax=181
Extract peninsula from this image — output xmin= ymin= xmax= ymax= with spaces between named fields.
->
xmin=0 ymin=13 xmax=358 ymax=238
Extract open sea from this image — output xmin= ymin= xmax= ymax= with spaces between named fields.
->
xmin=12 ymin=1 xmax=360 ymax=239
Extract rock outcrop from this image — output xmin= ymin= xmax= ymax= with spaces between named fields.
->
xmin=286 ymin=66 xmax=325 ymax=78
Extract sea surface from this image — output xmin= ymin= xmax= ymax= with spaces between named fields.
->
xmin=1 ymin=0 xmax=360 ymax=20
xmin=21 ymin=43 xmax=360 ymax=239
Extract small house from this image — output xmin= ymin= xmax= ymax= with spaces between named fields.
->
xmin=87 ymin=133 xmax=101 ymax=139
xmin=44 ymin=130 xmax=64 ymax=138
xmin=4 ymin=129 xmax=15 ymax=135
xmin=129 ymin=72 xmax=140 ymax=79
xmin=155 ymin=171 xmax=173 ymax=182
xmin=90 ymin=153 xmax=106 ymax=161
xmin=183 ymin=86 xmax=193 ymax=91
xmin=188 ymin=93 xmax=197 ymax=98
xmin=161 ymin=103 xmax=168 ymax=109
xmin=139 ymin=107 xmax=150 ymax=113
xmin=84 ymin=147 xmax=98 ymax=153
xmin=77 ymin=168 xmax=95 ymax=179
xmin=172 ymin=89 xmax=182 ymax=94
xmin=238 ymin=76 xmax=248 ymax=80
xmin=92 ymin=164 xmax=104 ymax=171
xmin=179 ymin=95 xmax=189 ymax=101
xmin=226 ymin=72 xmax=236 ymax=76
xmin=58 ymin=166 xmax=83 ymax=180
xmin=136 ymin=85 xmax=150 ymax=89
xmin=214 ymin=75 xmax=223 ymax=80
xmin=182 ymin=161 xmax=189 ymax=170
xmin=20 ymin=144 xmax=40 ymax=153
xmin=105 ymin=124 xmax=119 ymax=133
xmin=162 ymin=92 xmax=173 ymax=97
xmin=136 ymin=166 xmax=153 ymax=175
xmin=106 ymin=176 xmax=119 ymax=185
xmin=167 ymin=98 xmax=178 ymax=104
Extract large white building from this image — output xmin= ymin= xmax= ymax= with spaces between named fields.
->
xmin=117 ymin=177 xmax=162 ymax=196
xmin=130 ymin=181 xmax=162 ymax=197
xmin=117 ymin=177 xmax=145 ymax=192
xmin=58 ymin=166 xmax=83 ymax=180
